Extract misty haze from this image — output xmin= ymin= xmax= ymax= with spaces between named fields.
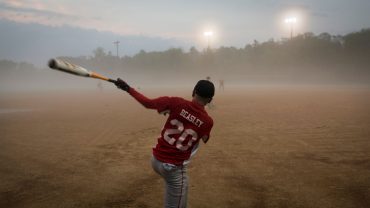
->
xmin=1 ymin=1 xmax=370 ymax=208
xmin=1 ymin=29 xmax=370 ymax=92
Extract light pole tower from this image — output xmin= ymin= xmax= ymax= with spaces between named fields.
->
xmin=285 ymin=17 xmax=297 ymax=39
xmin=113 ymin=41 xmax=120 ymax=58
xmin=203 ymin=31 xmax=214 ymax=49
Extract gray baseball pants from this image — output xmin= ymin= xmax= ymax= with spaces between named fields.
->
xmin=151 ymin=156 xmax=188 ymax=208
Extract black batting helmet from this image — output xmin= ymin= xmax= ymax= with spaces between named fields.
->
xmin=193 ymin=80 xmax=215 ymax=98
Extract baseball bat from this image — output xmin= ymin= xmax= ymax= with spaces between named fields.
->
xmin=48 ymin=58 xmax=116 ymax=83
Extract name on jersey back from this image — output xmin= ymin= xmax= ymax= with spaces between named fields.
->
xmin=179 ymin=109 xmax=204 ymax=127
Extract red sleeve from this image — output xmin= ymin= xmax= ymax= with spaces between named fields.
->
xmin=128 ymin=88 xmax=173 ymax=113
xmin=204 ymin=118 xmax=214 ymax=138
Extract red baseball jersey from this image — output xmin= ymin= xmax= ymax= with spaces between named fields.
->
xmin=129 ymin=88 xmax=213 ymax=165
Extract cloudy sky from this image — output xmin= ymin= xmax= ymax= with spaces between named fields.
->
xmin=1 ymin=0 xmax=370 ymax=65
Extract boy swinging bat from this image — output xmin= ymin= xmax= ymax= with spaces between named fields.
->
xmin=48 ymin=59 xmax=215 ymax=208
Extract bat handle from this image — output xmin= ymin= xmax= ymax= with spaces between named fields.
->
xmin=90 ymin=72 xmax=116 ymax=83
xmin=108 ymin=79 xmax=117 ymax=84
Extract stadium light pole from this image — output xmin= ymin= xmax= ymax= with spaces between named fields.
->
xmin=203 ymin=31 xmax=214 ymax=49
xmin=285 ymin=17 xmax=297 ymax=39
xmin=113 ymin=41 xmax=120 ymax=58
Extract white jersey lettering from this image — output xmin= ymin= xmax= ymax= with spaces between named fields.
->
xmin=180 ymin=109 xmax=204 ymax=127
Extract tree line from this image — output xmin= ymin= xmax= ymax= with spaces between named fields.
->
xmin=1 ymin=29 xmax=370 ymax=84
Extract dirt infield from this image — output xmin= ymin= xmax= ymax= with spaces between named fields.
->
xmin=1 ymin=86 xmax=370 ymax=208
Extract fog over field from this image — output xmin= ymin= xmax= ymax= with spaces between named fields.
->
xmin=1 ymin=1 xmax=370 ymax=208
xmin=1 ymin=28 xmax=370 ymax=92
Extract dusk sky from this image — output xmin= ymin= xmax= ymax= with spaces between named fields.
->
xmin=1 ymin=0 xmax=370 ymax=65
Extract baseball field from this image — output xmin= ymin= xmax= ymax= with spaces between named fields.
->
xmin=0 ymin=86 xmax=369 ymax=208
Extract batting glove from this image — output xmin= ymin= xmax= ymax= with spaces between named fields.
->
xmin=115 ymin=78 xmax=130 ymax=92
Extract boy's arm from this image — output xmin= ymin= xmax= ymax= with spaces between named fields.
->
xmin=202 ymin=119 xmax=213 ymax=144
xmin=128 ymin=88 xmax=161 ymax=109
xmin=115 ymin=78 xmax=170 ymax=111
